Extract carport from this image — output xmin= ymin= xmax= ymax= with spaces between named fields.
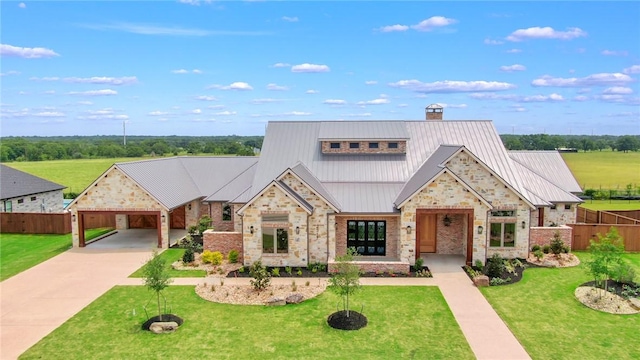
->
xmin=77 ymin=210 xmax=162 ymax=248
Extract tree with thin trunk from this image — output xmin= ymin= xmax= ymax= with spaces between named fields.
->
xmin=328 ymin=247 xmax=361 ymax=317
xmin=143 ymin=250 xmax=173 ymax=321
xmin=586 ymin=227 xmax=624 ymax=298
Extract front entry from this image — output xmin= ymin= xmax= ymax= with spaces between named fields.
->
xmin=417 ymin=214 xmax=437 ymax=253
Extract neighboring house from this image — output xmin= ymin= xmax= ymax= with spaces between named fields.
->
xmin=68 ymin=105 xmax=582 ymax=271
xmin=0 ymin=164 xmax=66 ymax=213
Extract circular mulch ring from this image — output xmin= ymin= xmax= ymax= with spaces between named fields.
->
xmin=141 ymin=314 xmax=184 ymax=330
xmin=574 ymin=284 xmax=639 ymax=315
xmin=327 ymin=310 xmax=368 ymax=330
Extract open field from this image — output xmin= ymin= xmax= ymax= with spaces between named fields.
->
xmin=561 ymin=151 xmax=640 ymax=190
xmin=579 ymin=200 xmax=640 ymax=211
xmin=480 ymin=252 xmax=640 ymax=360
xmin=20 ymin=286 xmax=473 ymax=360
xmin=0 ymin=228 xmax=113 ymax=281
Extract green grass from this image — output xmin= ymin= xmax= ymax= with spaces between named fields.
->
xmin=579 ymin=200 xmax=640 ymax=211
xmin=562 ymin=151 xmax=640 ymax=189
xmin=128 ymin=248 xmax=206 ymax=278
xmin=0 ymin=228 xmax=113 ymax=281
xmin=480 ymin=252 xmax=640 ymax=360
xmin=20 ymin=286 xmax=473 ymax=360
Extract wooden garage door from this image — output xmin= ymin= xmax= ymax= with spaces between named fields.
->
xmin=128 ymin=215 xmax=157 ymax=229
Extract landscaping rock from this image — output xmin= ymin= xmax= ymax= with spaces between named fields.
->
xmin=629 ymin=297 xmax=640 ymax=310
xmin=285 ymin=293 xmax=304 ymax=304
xmin=265 ymin=297 xmax=286 ymax=306
xmin=149 ymin=321 xmax=179 ymax=334
xmin=473 ymin=275 xmax=490 ymax=287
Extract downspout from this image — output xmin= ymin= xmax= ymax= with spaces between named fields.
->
xmin=484 ymin=208 xmax=491 ymax=263
xmin=306 ymin=212 xmax=311 ymax=266
xmin=237 ymin=211 xmax=245 ymax=266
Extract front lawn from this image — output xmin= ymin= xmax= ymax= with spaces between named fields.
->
xmin=21 ymin=286 xmax=473 ymax=359
xmin=480 ymin=252 xmax=640 ymax=360
xmin=128 ymin=248 xmax=206 ymax=278
xmin=0 ymin=228 xmax=112 ymax=281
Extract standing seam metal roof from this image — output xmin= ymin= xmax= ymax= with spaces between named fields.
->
xmin=317 ymin=121 xmax=410 ymax=140
xmin=508 ymin=151 xmax=583 ymax=193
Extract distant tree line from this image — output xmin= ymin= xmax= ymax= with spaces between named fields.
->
xmin=0 ymin=135 xmax=263 ymax=162
xmin=500 ymin=134 xmax=640 ymax=153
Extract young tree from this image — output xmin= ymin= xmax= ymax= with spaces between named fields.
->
xmin=143 ymin=251 xmax=173 ymax=321
xmin=586 ymin=227 xmax=624 ymax=296
xmin=328 ymin=247 xmax=362 ymax=317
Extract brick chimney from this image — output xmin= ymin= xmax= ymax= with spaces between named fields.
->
xmin=425 ymin=104 xmax=443 ymax=120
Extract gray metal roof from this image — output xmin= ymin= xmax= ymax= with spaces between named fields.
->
xmin=289 ymin=162 xmax=342 ymax=210
xmin=116 ymin=157 xmax=258 ymax=209
xmin=1 ymin=164 xmax=66 ymax=200
xmin=204 ymin=162 xmax=257 ymax=202
xmin=511 ymin=161 xmax=583 ymax=205
xmin=394 ymin=145 xmax=462 ymax=206
xmin=509 ymin=151 xmax=583 ymax=193
xmin=317 ymin=121 xmax=409 ymax=140
xmin=323 ymin=182 xmax=403 ymax=213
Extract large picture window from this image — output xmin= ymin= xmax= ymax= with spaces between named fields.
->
xmin=489 ymin=223 xmax=516 ymax=247
xmin=262 ymin=214 xmax=289 ymax=254
xmin=347 ymin=220 xmax=385 ymax=255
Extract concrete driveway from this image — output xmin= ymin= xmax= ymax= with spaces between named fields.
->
xmin=0 ymin=248 xmax=153 ymax=360
xmin=86 ymin=228 xmax=188 ymax=249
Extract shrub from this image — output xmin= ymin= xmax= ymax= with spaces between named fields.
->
xmin=503 ymin=260 xmax=515 ymax=275
xmin=533 ymin=249 xmax=544 ymax=261
xmin=201 ymin=250 xmax=223 ymax=265
xmin=542 ymin=245 xmax=551 ymax=254
xmin=531 ymin=244 xmax=541 ymax=252
xmin=612 ymin=263 xmax=637 ymax=284
xmin=485 ymin=253 xmax=506 ymax=279
xmin=291 ymin=280 xmax=297 ymax=292
xmin=296 ymin=269 xmax=303 ymax=276
xmin=511 ymin=258 xmax=524 ymax=268
xmin=228 ymin=249 xmax=239 ymax=264
xmin=490 ymin=277 xmax=511 ymax=286
xmin=249 ymin=260 xmax=271 ymax=291
xmin=621 ymin=284 xmax=640 ymax=299
xmin=415 ymin=269 xmax=432 ymax=278
xmin=285 ymin=266 xmax=292 ymax=275
xmin=562 ymin=245 xmax=570 ymax=254
xmin=474 ymin=259 xmax=484 ymax=270
xmin=414 ymin=257 xmax=424 ymax=271
xmin=550 ymin=231 xmax=565 ymax=255
xmin=238 ymin=266 xmax=245 ymax=273
xmin=271 ymin=267 xmax=280 ymax=277
xmin=182 ymin=248 xmax=195 ymax=264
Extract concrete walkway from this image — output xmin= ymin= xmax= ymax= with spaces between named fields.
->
xmin=0 ymin=248 xmax=152 ymax=360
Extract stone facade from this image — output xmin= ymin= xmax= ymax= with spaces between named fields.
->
xmin=334 ymin=215 xmax=400 ymax=258
xmin=328 ymin=260 xmax=408 ymax=274
xmin=544 ymin=204 xmax=577 ymax=227
xmin=321 ymin=141 xmax=406 ymax=155
xmin=2 ymin=190 xmax=64 ymax=213
xmin=529 ymin=226 xmax=572 ymax=251
xmin=70 ymin=167 xmax=169 ymax=247
xmin=203 ymin=230 xmax=243 ymax=263
xmin=115 ymin=214 xmax=128 ymax=230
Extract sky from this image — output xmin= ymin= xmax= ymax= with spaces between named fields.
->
xmin=1 ymin=1 xmax=639 ymax=137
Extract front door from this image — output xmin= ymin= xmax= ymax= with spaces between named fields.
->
xmin=418 ymin=214 xmax=437 ymax=253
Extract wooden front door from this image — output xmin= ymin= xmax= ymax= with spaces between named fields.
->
xmin=418 ymin=214 xmax=437 ymax=253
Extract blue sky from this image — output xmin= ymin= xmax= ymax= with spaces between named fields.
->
xmin=1 ymin=1 xmax=639 ymax=137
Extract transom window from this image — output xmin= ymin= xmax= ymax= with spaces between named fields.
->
xmin=262 ymin=214 xmax=289 ymax=254
xmin=349 ymin=142 xmax=360 ymax=149
xmin=347 ymin=220 xmax=386 ymax=256
xmin=388 ymin=142 xmax=398 ymax=149
xmin=564 ymin=204 xmax=571 ymax=210
xmin=368 ymin=142 xmax=379 ymax=149
xmin=17 ymin=199 xmax=24 ymax=204
xmin=222 ymin=204 xmax=232 ymax=221
xmin=550 ymin=204 xmax=557 ymax=210
xmin=491 ymin=210 xmax=515 ymax=217
xmin=30 ymin=196 xmax=37 ymax=201
xmin=330 ymin=142 xmax=341 ymax=149
xmin=489 ymin=223 xmax=516 ymax=247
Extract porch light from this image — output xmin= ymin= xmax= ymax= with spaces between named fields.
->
xmin=296 ymin=226 xmax=300 ymax=234
xmin=161 ymin=214 xmax=166 ymax=223
xmin=478 ymin=226 xmax=483 ymax=234
xmin=406 ymin=225 xmax=412 ymax=234
xmin=72 ymin=214 xmax=76 ymax=222
xmin=250 ymin=225 xmax=254 ymax=234
xmin=522 ymin=221 xmax=526 ymax=229
xmin=443 ymin=215 xmax=452 ymax=227
xmin=188 ymin=204 xmax=192 ymax=211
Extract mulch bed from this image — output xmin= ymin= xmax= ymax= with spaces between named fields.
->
xmin=141 ymin=314 xmax=184 ymax=330
xmin=462 ymin=264 xmax=525 ymax=286
xmin=227 ymin=266 xmax=433 ymax=278
xmin=327 ymin=310 xmax=368 ymax=330
xmin=580 ymin=279 xmax=639 ymax=297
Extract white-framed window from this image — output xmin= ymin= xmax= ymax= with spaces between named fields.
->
xmin=262 ymin=214 xmax=289 ymax=254
xmin=490 ymin=223 xmax=516 ymax=247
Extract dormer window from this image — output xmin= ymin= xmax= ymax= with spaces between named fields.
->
xmin=369 ymin=142 xmax=379 ymax=149
xmin=349 ymin=142 xmax=360 ymax=149
xmin=330 ymin=142 xmax=340 ymax=149
xmin=388 ymin=142 xmax=398 ymax=149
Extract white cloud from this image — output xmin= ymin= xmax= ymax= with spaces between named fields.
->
xmin=77 ymin=101 xmax=93 ymax=105
xmin=506 ymin=26 xmax=587 ymax=42
xmin=18 ymin=2 xmax=26 ymax=8
xmin=532 ymin=73 xmax=633 ymax=87
xmin=172 ymin=69 xmax=189 ymax=74
xmin=601 ymin=50 xmax=628 ymax=56
xmin=178 ymin=0 xmax=213 ymax=5
xmin=68 ymin=89 xmax=118 ymax=96
xmin=208 ymin=82 xmax=254 ymax=90
xmin=195 ymin=95 xmax=218 ymax=101
xmin=623 ymin=65 xmax=640 ymax=74
xmin=438 ymin=103 xmax=468 ymax=108
xmin=251 ymin=98 xmax=282 ymax=104
xmin=397 ymin=103 xmax=409 ymax=108
xmin=389 ymin=79 xmax=516 ymax=93
xmin=281 ymin=111 xmax=312 ymax=116
xmin=603 ymin=87 xmax=633 ymax=95
xmin=468 ymin=93 xmax=518 ymax=100
xmin=344 ymin=113 xmax=372 ymax=117
xmin=215 ymin=110 xmax=237 ymax=116
xmin=191 ymin=109 xmax=202 ymax=114
xmin=357 ymin=98 xmax=390 ymax=105
xmin=282 ymin=16 xmax=298 ymax=22
xmin=291 ymin=63 xmax=330 ymax=73
xmin=484 ymin=38 xmax=504 ymax=45
xmin=573 ymin=95 xmax=589 ymax=102
xmin=365 ymin=80 xmax=378 ymax=85
xmin=266 ymin=83 xmax=289 ymax=91
xmin=379 ymin=24 xmax=409 ymax=33
xmin=148 ymin=111 xmax=168 ymax=116
xmin=499 ymin=64 xmax=526 ymax=72
xmin=271 ymin=62 xmax=291 ymax=68
xmin=508 ymin=105 xmax=527 ymax=112
xmin=82 ymin=22 xmax=267 ymax=37
xmin=469 ymin=92 xmax=563 ymax=102
xmin=29 ymin=76 xmax=59 ymax=81
xmin=506 ymin=49 xmax=522 ymax=53
xmin=0 ymin=70 xmax=20 ymax=76
xmin=43 ymin=90 xmax=56 ymax=94
xmin=64 ymin=76 xmax=138 ymax=85
xmin=305 ymin=89 xmax=319 ymax=94
xmin=520 ymin=93 xmax=564 ymax=102
xmin=411 ymin=16 xmax=457 ymax=31
xmin=0 ymin=44 xmax=60 ymax=58
xmin=192 ymin=69 xmax=203 ymax=74
xmin=33 ymin=111 xmax=65 ymax=117
xmin=323 ymin=99 xmax=347 ymax=105
xmin=78 ymin=108 xmax=128 ymax=120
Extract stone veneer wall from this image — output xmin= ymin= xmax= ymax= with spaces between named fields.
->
xmin=3 ymin=190 xmax=64 ymax=213
xmin=544 ymin=204 xmax=577 ymax=227
xmin=209 ymin=201 xmax=235 ymax=232
xmin=321 ymin=141 xmax=406 ymax=155
xmin=334 ymin=215 xmax=400 ymax=258
xmin=70 ymin=167 xmax=169 ymax=247
xmin=436 ymin=213 xmax=465 ymax=255
xmin=233 ymin=204 xmax=243 ymax=232
xmin=328 ymin=260 xmax=409 ymax=274
xmin=203 ymin=230 xmax=243 ymax=263
xmin=529 ymin=226 xmax=572 ymax=251
xmin=185 ymin=200 xmax=201 ymax=228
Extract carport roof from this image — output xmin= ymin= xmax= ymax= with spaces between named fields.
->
xmin=116 ymin=156 xmax=258 ymax=209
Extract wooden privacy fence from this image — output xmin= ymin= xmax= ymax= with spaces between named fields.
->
xmin=569 ymin=224 xmax=640 ymax=251
xmin=1 ymin=212 xmax=71 ymax=234
xmin=576 ymin=207 xmax=640 ymax=225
